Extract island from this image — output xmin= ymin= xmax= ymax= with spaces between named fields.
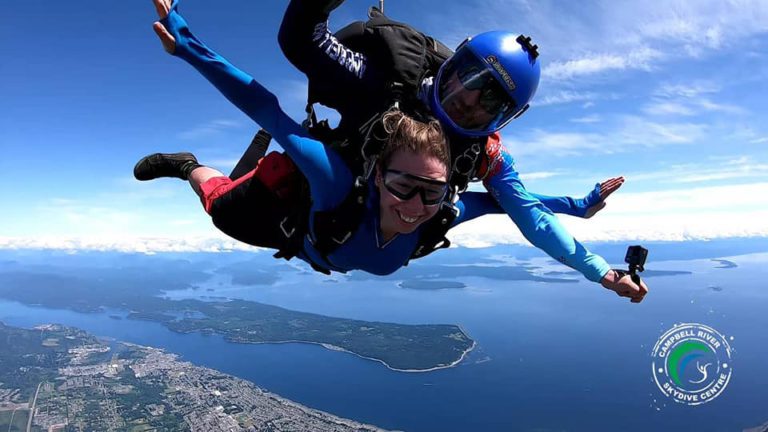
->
xmin=0 ymin=322 xmax=387 ymax=431
xmin=0 ymin=266 xmax=475 ymax=372
xmin=399 ymin=280 xmax=466 ymax=290
xmin=711 ymin=259 xmax=738 ymax=269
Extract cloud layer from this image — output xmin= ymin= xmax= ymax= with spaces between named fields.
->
xmin=4 ymin=183 xmax=766 ymax=253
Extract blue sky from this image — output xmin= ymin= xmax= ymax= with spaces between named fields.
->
xmin=1 ymin=0 xmax=767 ymax=251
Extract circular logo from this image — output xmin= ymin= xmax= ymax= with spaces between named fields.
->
xmin=651 ymin=323 xmax=733 ymax=406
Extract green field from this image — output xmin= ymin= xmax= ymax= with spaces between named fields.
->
xmin=0 ymin=408 xmax=30 ymax=432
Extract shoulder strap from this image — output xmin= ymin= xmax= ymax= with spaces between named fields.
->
xmin=230 ymin=129 xmax=272 ymax=180
xmin=311 ymin=180 xmax=369 ymax=258
xmin=409 ymin=200 xmax=459 ymax=261
xmin=306 ymin=110 xmax=390 ymax=260
xmin=408 ymin=134 xmax=489 ymax=263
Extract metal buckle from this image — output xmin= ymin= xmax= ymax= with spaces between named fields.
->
xmin=332 ymin=232 xmax=353 ymax=245
xmin=453 ymin=143 xmax=482 ymax=177
xmin=279 ymin=217 xmax=296 ymax=238
xmin=441 ymin=199 xmax=460 ymax=219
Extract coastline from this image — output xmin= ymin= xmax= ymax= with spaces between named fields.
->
xmin=166 ymin=322 xmax=477 ymax=372
xmin=213 ymin=333 xmax=478 ymax=373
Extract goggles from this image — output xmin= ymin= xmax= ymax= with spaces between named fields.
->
xmin=383 ymin=169 xmax=448 ymax=206
xmin=436 ymin=47 xmax=520 ymax=132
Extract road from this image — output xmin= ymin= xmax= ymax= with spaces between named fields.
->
xmin=26 ymin=383 xmax=42 ymax=432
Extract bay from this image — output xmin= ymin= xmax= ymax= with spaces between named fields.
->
xmin=1 ymin=241 xmax=767 ymax=431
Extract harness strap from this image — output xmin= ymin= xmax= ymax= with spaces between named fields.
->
xmin=230 ymin=129 xmax=272 ymax=180
xmin=409 ymin=199 xmax=459 ymax=261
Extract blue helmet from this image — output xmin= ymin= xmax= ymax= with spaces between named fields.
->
xmin=430 ymin=31 xmax=541 ymax=137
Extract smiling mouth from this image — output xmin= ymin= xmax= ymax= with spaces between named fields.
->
xmin=397 ymin=210 xmax=419 ymax=224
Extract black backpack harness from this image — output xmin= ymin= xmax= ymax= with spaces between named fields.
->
xmin=232 ymin=7 xmax=488 ymax=273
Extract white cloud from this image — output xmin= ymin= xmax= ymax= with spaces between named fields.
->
xmin=655 ymin=82 xmax=721 ymax=98
xmin=616 ymin=116 xmax=707 ymax=145
xmin=628 ymin=157 xmax=768 ymax=184
xmin=536 ymin=90 xmax=600 ymax=106
xmin=37 ymin=200 xmax=142 ymax=234
xmin=504 ymin=116 xmax=707 ymax=156
xmin=631 ymin=0 xmax=768 ymax=55
xmin=448 ymin=211 xmax=768 ymax=247
xmin=643 ymin=81 xmax=747 ymax=117
xmin=520 ymin=171 xmax=560 ymax=181
xmin=0 ymin=235 xmax=263 ymax=254
xmin=448 ymin=182 xmax=768 ymax=247
xmin=642 ymin=102 xmax=694 ymax=116
xmin=697 ymin=99 xmax=746 ymax=115
xmin=205 ymin=157 xmax=241 ymax=172
xmin=5 ymin=182 xmax=768 ymax=253
xmin=543 ymin=47 xmax=663 ymax=81
xmin=15 ymin=184 xmax=211 ymax=239
xmin=433 ymin=0 xmax=768 ymax=88
xmin=178 ymin=119 xmax=245 ymax=141
xmin=504 ymin=130 xmax=605 ymax=156
xmin=570 ymin=114 xmax=602 ymax=124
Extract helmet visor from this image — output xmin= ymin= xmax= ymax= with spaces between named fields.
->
xmin=437 ymin=47 xmax=519 ymax=132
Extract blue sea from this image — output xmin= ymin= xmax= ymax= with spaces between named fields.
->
xmin=1 ymin=239 xmax=767 ymax=432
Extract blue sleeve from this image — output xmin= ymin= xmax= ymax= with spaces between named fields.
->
xmin=160 ymin=2 xmax=351 ymax=210
xmin=528 ymin=184 xmax=602 ymax=218
xmin=451 ymin=192 xmax=505 ymax=226
xmin=450 ymin=185 xmax=603 ymax=225
xmin=481 ymin=149 xmax=611 ymax=283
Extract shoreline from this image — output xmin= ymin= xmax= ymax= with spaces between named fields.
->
xmin=213 ymin=334 xmax=478 ymax=373
xmin=167 ymin=321 xmax=477 ymax=372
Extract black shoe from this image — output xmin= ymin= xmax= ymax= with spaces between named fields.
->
xmin=133 ymin=152 xmax=200 ymax=181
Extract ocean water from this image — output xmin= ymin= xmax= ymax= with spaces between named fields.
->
xmin=0 ymin=241 xmax=767 ymax=431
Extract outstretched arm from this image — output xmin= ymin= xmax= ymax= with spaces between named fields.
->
xmin=450 ymin=189 xmax=647 ymax=302
xmin=451 ymin=176 xmax=625 ymax=223
xmin=529 ymin=176 xmax=625 ymax=218
xmin=150 ymin=0 xmax=351 ymax=209
xmin=480 ymin=143 xmax=646 ymax=301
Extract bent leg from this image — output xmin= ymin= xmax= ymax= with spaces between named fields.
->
xmin=188 ymin=166 xmax=226 ymax=198
xmin=196 ymin=169 xmax=287 ymax=250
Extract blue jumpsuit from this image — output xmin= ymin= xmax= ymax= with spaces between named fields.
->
xmin=161 ymin=1 xmax=610 ymax=281
xmin=276 ymin=0 xmax=612 ymax=282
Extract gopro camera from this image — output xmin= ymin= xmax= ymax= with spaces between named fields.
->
xmin=625 ymin=245 xmax=648 ymax=274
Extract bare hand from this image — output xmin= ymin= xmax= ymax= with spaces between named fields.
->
xmin=152 ymin=0 xmax=176 ymax=54
xmin=584 ymin=176 xmax=625 ymax=218
xmin=600 ymin=269 xmax=649 ymax=303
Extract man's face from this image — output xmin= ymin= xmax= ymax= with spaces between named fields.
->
xmin=440 ymin=71 xmax=497 ymax=130
xmin=435 ymin=48 xmax=518 ymax=133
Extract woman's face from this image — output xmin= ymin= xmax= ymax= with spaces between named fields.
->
xmin=376 ymin=149 xmax=448 ymax=238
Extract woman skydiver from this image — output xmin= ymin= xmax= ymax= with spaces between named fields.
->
xmin=137 ymin=0 xmax=647 ymax=302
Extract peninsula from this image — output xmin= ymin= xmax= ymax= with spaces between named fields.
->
xmin=0 ymin=264 xmax=475 ymax=371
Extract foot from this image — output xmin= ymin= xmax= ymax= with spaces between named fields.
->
xmin=583 ymin=176 xmax=625 ymax=218
xmin=134 ymin=152 xmax=199 ymax=181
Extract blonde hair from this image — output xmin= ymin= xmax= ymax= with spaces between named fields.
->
xmin=378 ymin=110 xmax=450 ymax=172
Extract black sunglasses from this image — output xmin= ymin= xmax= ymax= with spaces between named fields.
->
xmin=383 ymin=170 xmax=448 ymax=206
xmin=456 ymin=63 xmax=512 ymax=115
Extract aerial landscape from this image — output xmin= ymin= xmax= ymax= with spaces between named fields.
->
xmin=3 ymin=0 xmax=768 ymax=430
xmin=1 ymin=242 xmax=768 ymax=431
xmin=0 ymin=322 xmax=385 ymax=431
